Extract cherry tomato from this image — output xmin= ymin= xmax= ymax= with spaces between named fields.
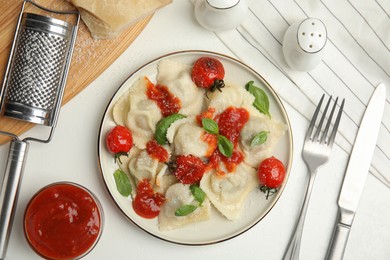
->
xmin=257 ymin=156 xmax=285 ymax=189
xmin=106 ymin=125 xmax=133 ymax=162
xmin=191 ymin=57 xmax=225 ymax=94
xmin=173 ymin=155 xmax=206 ymax=184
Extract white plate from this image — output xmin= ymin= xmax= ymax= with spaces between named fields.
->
xmin=98 ymin=50 xmax=293 ymax=245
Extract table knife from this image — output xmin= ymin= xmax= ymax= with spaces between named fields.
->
xmin=325 ymin=83 xmax=386 ymax=260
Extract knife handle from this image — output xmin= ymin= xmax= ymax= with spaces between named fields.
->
xmin=325 ymin=211 xmax=352 ymax=260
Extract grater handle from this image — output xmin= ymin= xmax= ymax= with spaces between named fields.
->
xmin=0 ymin=139 xmax=29 ymax=259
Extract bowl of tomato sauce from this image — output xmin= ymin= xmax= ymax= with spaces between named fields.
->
xmin=24 ymin=182 xmax=104 ymax=260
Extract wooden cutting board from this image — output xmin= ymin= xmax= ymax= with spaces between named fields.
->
xmin=0 ymin=0 xmax=158 ymax=144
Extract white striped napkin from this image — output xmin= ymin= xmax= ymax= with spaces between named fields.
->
xmin=192 ymin=0 xmax=390 ymax=187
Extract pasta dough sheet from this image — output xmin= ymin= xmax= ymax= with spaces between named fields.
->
xmin=70 ymin=0 xmax=172 ymax=39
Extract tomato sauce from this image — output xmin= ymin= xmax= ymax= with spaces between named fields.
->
xmin=201 ymin=132 xmax=218 ymax=157
xmin=173 ymin=155 xmax=207 ymax=184
xmin=196 ymin=107 xmax=216 ymax=125
xmin=206 ymin=107 xmax=249 ymax=174
xmin=24 ymin=183 xmax=103 ymax=260
xmin=146 ymin=81 xmax=181 ymax=117
xmin=146 ymin=140 xmax=169 ymax=162
xmin=215 ymin=107 xmax=249 ymax=146
xmin=133 ymin=179 xmax=165 ymax=219
xmin=209 ymin=149 xmax=245 ymax=175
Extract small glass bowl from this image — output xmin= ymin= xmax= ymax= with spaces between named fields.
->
xmin=24 ymin=182 xmax=104 ymax=260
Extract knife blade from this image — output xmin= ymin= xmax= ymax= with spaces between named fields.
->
xmin=325 ymin=83 xmax=386 ymax=260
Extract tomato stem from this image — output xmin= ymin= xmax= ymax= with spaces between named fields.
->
xmin=114 ymin=152 xmax=128 ymax=164
xmin=206 ymin=79 xmax=225 ymax=99
xmin=259 ymin=185 xmax=278 ymax=200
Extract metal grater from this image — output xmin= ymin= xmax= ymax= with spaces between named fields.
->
xmin=0 ymin=1 xmax=79 ymax=259
xmin=2 ymin=11 xmax=77 ymax=126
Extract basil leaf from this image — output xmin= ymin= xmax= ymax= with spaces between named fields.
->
xmin=190 ymin=184 xmax=206 ymax=205
xmin=113 ymin=169 xmax=132 ymax=197
xmin=155 ymin=113 xmax=186 ymax=144
xmin=217 ymin=135 xmax=233 ymax=157
xmin=202 ymin=118 xmax=219 ymax=135
xmin=245 ymin=81 xmax=271 ymax=118
xmin=250 ymin=131 xmax=269 ymax=147
xmin=175 ymin=205 xmax=197 ymax=216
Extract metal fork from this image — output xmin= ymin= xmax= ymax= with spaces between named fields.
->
xmin=283 ymin=94 xmax=345 ymax=260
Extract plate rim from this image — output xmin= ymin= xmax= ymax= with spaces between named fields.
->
xmin=97 ymin=50 xmax=294 ymax=246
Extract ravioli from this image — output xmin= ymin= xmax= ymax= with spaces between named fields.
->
xmin=200 ymin=164 xmax=258 ymax=220
xmin=167 ymin=117 xmax=213 ymax=158
xmin=207 ymin=82 xmax=255 ymax=114
xmin=240 ymin=112 xmax=287 ymax=168
xmin=158 ymin=183 xmax=211 ymax=231
xmin=121 ymin=77 xmax=163 ymax=149
xmin=128 ymin=150 xmax=167 ymax=187
xmin=112 ymin=92 xmax=129 ymax=126
xmin=117 ymin=146 xmax=140 ymax=197
xmin=157 ymin=59 xmax=205 ymax=115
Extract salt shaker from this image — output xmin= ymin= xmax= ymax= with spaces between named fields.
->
xmin=282 ymin=18 xmax=327 ymax=71
xmin=194 ymin=0 xmax=248 ymax=31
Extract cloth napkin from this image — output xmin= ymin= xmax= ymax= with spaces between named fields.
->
xmin=192 ymin=0 xmax=390 ymax=187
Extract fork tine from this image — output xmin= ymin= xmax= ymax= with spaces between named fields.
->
xmin=306 ymin=94 xmax=325 ymax=141
xmin=313 ymin=95 xmax=332 ymax=141
xmin=328 ymin=98 xmax=345 ymax=146
xmin=320 ymin=97 xmax=339 ymax=143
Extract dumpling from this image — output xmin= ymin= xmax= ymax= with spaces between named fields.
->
xmin=128 ymin=150 xmax=167 ymax=188
xmin=157 ymin=59 xmax=205 ymax=116
xmin=112 ymin=91 xmax=129 ymax=126
xmin=200 ymin=164 xmax=258 ymax=220
xmin=116 ymin=147 xmax=140 ymax=197
xmin=117 ymin=146 xmax=140 ymax=176
xmin=125 ymin=77 xmax=163 ymax=149
xmin=166 ymin=116 xmax=189 ymax=144
xmin=154 ymin=173 xmax=177 ymax=195
xmin=167 ymin=117 xmax=216 ymax=158
xmin=158 ymin=183 xmax=211 ymax=231
xmin=240 ymin=112 xmax=286 ymax=168
xmin=207 ymin=82 xmax=255 ymax=114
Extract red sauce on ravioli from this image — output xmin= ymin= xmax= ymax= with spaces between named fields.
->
xmin=215 ymin=107 xmax=250 ymax=146
xmin=133 ymin=179 xmax=165 ymax=219
xmin=146 ymin=140 xmax=169 ymax=162
xmin=146 ymin=81 xmax=181 ymax=117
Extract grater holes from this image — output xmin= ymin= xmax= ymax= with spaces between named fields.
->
xmin=7 ymin=30 xmax=68 ymax=109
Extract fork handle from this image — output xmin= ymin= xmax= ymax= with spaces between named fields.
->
xmin=325 ymin=211 xmax=351 ymax=260
xmin=282 ymin=172 xmax=317 ymax=260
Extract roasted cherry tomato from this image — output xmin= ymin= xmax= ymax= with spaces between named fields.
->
xmin=173 ymin=155 xmax=206 ymax=184
xmin=257 ymin=156 xmax=286 ymax=199
xmin=191 ymin=57 xmax=225 ymax=96
xmin=106 ymin=125 xmax=133 ymax=163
